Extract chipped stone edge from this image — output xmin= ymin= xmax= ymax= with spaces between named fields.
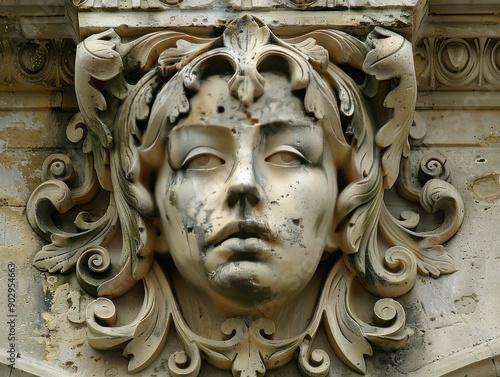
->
xmin=0 ymin=346 xmax=70 ymax=377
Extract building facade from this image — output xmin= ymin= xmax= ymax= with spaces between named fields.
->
xmin=1 ymin=1 xmax=500 ymax=376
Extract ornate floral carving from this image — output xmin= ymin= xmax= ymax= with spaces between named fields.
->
xmin=27 ymin=15 xmax=464 ymax=375
xmin=0 ymin=39 xmax=75 ymax=89
xmin=416 ymin=37 xmax=500 ymax=89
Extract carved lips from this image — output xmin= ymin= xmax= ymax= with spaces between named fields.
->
xmin=208 ymin=220 xmax=276 ymax=261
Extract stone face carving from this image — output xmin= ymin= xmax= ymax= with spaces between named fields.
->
xmin=27 ymin=14 xmax=464 ymax=376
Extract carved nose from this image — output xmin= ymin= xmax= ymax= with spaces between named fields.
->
xmin=226 ymin=165 xmax=261 ymax=208
xmin=226 ymin=187 xmax=260 ymax=208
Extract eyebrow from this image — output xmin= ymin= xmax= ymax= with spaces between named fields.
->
xmin=170 ymin=119 xmax=316 ymax=133
xmin=169 ymin=124 xmax=234 ymax=137
xmin=258 ymin=120 xmax=317 ymax=135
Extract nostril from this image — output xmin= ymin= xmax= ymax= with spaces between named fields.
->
xmin=227 ymin=190 xmax=240 ymax=207
xmin=226 ymin=188 xmax=260 ymax=208
xmin=247 ymin=192 xmax=260 ymax=207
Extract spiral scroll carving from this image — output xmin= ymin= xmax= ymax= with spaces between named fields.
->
xmin=419 ymin=153 xmax=451 ymax=184
xmin=41 ymin=154 xmax=75 ymax=183
xmin=77 ymin=246 xmax=112 ymax=295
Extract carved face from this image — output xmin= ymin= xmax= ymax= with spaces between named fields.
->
xmin=155 ymin=72 xmax=337 ymax=312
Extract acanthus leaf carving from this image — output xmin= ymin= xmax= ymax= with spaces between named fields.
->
xmin=27 ymin=14 xmax=464 ymax=376
xmin=86 ymin=258 xmax=410 ymax=376
xmin=76 ymin=29 xmax=123 ymax=150
xmin=27 ymin=150 xmax=117 ymax=275
xmin=364 ymin=27 xmax=416 ymax=190
xmin=388 ymin=153 xmax=465 ymax=278
xmin=322 ymin=262 xmax=372 ymax=374
xmin=123 ymin=263 xmax=172 ymax=373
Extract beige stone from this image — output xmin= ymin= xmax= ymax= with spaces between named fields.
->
xmin=1 ymin=0 xmax=500 ymax=376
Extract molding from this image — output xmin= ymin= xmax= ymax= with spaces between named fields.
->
xmin=0 ymin=90 xmax=77 ymax=111
xmin=75 ymin=0 xmax=422 ymax=10
xmin=74 ymin=0 xmax=428 ymax=41
xmin=0 ymin=39 xmax=76 ymax=91
xmin=77 ymin=9 xmax=423 ymax=40
xmin=0 ymin=2 xmax=77 ymax=40
xmin=0 ymin=345 xmax=70 ymax=377
xmin=415 ymin=37 xmax=500 ymax=91
xmin=416 ymin=91 xmax=500 ymax=110
xmin=429 ymin=4 xmax=500 ymax=16
xmin=409 ymin=337 xmax=500 ymax=377
xmin=418 ymin=19 xmax=500 ymax=40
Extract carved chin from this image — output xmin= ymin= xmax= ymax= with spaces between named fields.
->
xmin=208 ymin=262 xmax=277 ymax=307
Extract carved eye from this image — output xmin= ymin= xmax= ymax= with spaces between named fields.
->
xmin=182 ymin=149 xmax=225 ymax=171
xmin=265 ymin=147 xmax=309 ymax=167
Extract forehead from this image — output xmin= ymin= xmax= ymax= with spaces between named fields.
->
xmin=176 ymin=72 xmax=313 ymax=128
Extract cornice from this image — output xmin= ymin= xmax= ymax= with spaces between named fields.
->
xmin=75 ymin=0 xmax=422 ymax=10
xmin=0 ymin=1 xmax=77 ymax=40
xmin=76 ymin=9 xmax=422 ymax=40
xmin=0 ymin=0 xmax=428 ymax=41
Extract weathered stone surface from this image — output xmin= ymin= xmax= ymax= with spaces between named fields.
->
xmin=1 ymin=1 xmax=500 ymax=376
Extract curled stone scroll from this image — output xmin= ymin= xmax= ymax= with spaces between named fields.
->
xmin=27 ymin=15 xmax=464 ymax=376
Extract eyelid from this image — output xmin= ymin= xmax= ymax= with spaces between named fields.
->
xmin=265 ymin=145 xmax=311 ymax=165
xmin=181 ymin=147 xmax=225 ymax=168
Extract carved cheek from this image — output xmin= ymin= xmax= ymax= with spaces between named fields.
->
xmin=267 ymin=169 xmax=331 ymax=243
xmin=167 ymin=178 xmax=202 ymax=225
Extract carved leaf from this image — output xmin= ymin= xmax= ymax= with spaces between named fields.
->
xmin=363 ymin=27 xmax=417 ymax=189
xmin=33 ymin=207 xmax=116 ymax=273
xmin=223 ymin=15 xmax=270 ymax=105
xmin=223 ymin=15 xmax=270 ymax=54
xmin=95 ymin=71 xmax=160 ymax=297
xmin=365 ymin=245 xmax=418 ymax=298
xmin=418 ymin=179 xmax=465 ymax=247
xmin=158 ymin=38 xmax=213 ymax=71
xmin=124 ymin=263 xmax=172 ymax=373
xmin=379 ymin=203 xmax=459 ymax=278
xmin=304 ymin=70 xmax=340 ymax=121
xmin=322 ymin=261 xmax=411 ymax=375
xmin=27 ymin=179 xmax=75 ymax=241
xmin=359 ymin=298 xmax=410 ymax=349
xmin=291 ymin=38 xmax=329 ymax=70
xmin=27 ymin=179 xmax=117 ymax=274
xmin=285 ymin=30 xmax=366 ymax=70
xmin=231 ymin=337 xmax=266 ymax=377
xmin=151 ymin=73 xmax=190 ymax=127
xmin=323 ymin=261 xmax=372 ymax=374
xmin=416 ymin=247 xmax=457 ymax=277
xmin=298 ymin=344 xmax=330 ymax=377
xmin=341 ymin=176 xmax=383 ymax=260
xmin=86 ymin=297 xmax=137 ymax=349
xmin=87 ymin=263 xmax=173 ymax=373
xmin=76 ymin=29 xmax=124 ymax=149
